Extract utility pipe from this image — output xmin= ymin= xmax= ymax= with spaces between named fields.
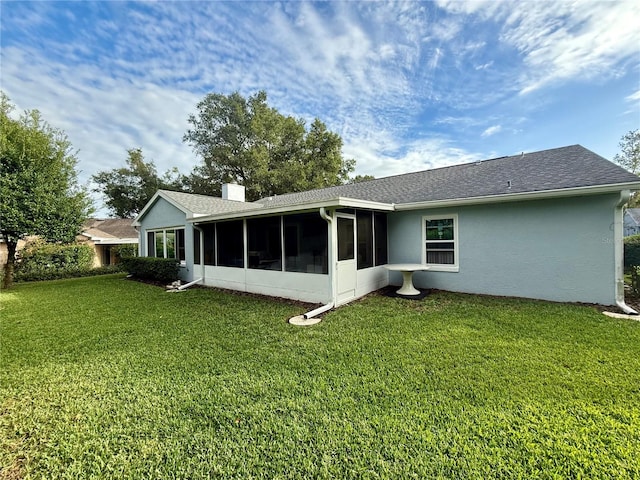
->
xmin=193 ymin=224 xmax=206 ymax=285
xmin=615 ymin=190 xmax=638 ymax=315
xmin=298 ymin=207 xmax=335 ymax=321
xmin=177 ymin=278 xmax=203 ymax=291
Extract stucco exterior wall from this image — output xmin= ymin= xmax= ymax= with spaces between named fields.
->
xmin=138 ymin=198 xmax=194 ymax=282
xmin=388 ymin=194 xmax=620 ymax=305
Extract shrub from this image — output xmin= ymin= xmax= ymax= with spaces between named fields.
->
xmin=113 ymin=244 xmax=138 ymax=260
xmin=15 ymin=240 xmax=95 ymax=282
xmin=121 ymin=257 xmax=180 ymax=283
xmin=630 ymin=266 xmax=640 ymax=297
xmin=624 ymin=234 xmax=640 ymax=270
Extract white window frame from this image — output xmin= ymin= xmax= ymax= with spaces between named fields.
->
xmin=147 ymin=227 xmax=186 ymax=265
xmin=422 ymin=214 xmax=459 ymax=272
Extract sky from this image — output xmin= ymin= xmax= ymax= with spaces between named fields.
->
xmin=1 ymin=0 xmax=639 ymax=216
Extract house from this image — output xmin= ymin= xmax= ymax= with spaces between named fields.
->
xmin=133 ymin=145 xmax=640 ymax=311
xmin=623 ymin=208 xmax=640 ymax=236
xmin=78 ymin=218 xmax=139 ymax=267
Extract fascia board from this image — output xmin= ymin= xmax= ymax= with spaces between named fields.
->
xmin=394 ymin=182 xmax=640 ymax=211
xmin=91 ymin=238 xmax=139 ymax=245
xmin=189 ymin=197 xmax=394 ymax=223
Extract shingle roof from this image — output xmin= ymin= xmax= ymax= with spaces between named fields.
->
xmin=83 ymin=218 xmax=138 ymax=239
xmin=255 ymin=145 xmax=639 ymax=207
xmin=159 ymin=190 xmax=263 ymax=216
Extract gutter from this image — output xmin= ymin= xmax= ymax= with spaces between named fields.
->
xmin=615 ymin=190 xmax=638 ymax=315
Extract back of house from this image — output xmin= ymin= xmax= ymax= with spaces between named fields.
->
xmin=133 ymin=145 xmax=640 ymax=310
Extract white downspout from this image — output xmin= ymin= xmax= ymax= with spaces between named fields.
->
xmin=615 ymin=190 xmax=638 ymax=315
xmin=290 ymin=207 xmax=335 ymax=325
xmin=304 ymin=207 xmax=335 ymax=319
xmin=193 ymin=225 xmax=206 ymax=286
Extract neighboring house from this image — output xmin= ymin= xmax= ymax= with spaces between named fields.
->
xmin=78 ymin=219 xmax=139 ymax=267
xmin=133 ymin=145 xmax=640 ymax=310
xmin=623 ymin=208 xmax=640 ymax=236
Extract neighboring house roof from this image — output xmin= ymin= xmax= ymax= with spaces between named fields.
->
xmin=625 ymin=208 xmax=640 ymax=227
xmin=82 ymin=218 xmax=139 ymax=244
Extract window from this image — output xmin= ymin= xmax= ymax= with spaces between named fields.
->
xmin=202 ymin=224 xmax=215 ymax=265
xmin=155 ymin=232 xmax=164 ymax=258
xmin=284 ymin=213 xmax=328 ymax=274
xmin=423 ymin=215 xmax=458 ymax=271
xmin=217 ymin=220 xmax=244 ymax=268
xmin=176 ymin=229 xmax=185 ymax=262
xmin=193 ymin=227 xmax=201 ymax=265
xmin=247 ymin=217 xmax=282 ymax=271
xmin=357 ymin=211 xmax=373 ymax=269
xmin=355 ymin=211 xmax=388 ymax=269
xmin=147 ymin=232 xmax=154 ymax=257
xmin=147 ymin=228 xmax=186 ymax=262
xmin=337 ymin=216 xmax=355 ymax=261
xmin=374 ymin=212 xmax=388 ymax=265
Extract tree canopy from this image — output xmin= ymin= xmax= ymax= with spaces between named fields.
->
xmin=92 ymin=148 xmax=185 ymax=218
xmin=614 ymin=129 xmax=640 ymax=175
xmin=183 ymin=91 xmax=355 ymax=201
xmin=613 ymin=129 xmax=640 ymax=207
xmin=0 ymin=93 xmax=93 ymax=288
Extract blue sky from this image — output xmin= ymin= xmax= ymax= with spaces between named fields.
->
xmin=1 ymin=1 xmax=639 ymax=214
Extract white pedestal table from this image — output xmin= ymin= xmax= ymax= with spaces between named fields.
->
xmin=384 ymin=264 xmax=430 ymax=296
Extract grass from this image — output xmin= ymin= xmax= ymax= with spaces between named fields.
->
xmin=1 ymin=274 xmax=639 ymax=479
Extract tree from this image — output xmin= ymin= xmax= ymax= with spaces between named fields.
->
xmin=614 ymin=129 xmax=640 ymax=174
xmin=349 ymin=174 xmax=376 ymax=184
xmin=183 ymin=91 xmax=354 ymax=201
xmin=0 ymin=93 xmax=93 ymax=288
xmin=92 ymin=148 xmax=185 ymax=218
xmin=613 ymin=130 xmax=640 ymax=207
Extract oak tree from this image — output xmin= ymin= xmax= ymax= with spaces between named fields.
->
xmin=183 ymin=91 xmax=354 ymax=201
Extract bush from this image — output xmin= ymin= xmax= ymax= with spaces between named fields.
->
xmin=113 ymin=244 xmax=138 ymax=260
xmin=630 ymin=266 xmax=640 ymax=297
xmin=624 ymin=234 xmax=640 ymax=270
xmin=15 ymin=240 xmax=95 ymax=282
xmin=121 ymin=257 xmax=180 ymax=283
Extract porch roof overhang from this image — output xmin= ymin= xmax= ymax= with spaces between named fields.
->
xmin=189 ymin=197 xmax=395 ymax=224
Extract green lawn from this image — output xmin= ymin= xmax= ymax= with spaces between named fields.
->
xmin=1 ymin=275 xmax=639 ymax=479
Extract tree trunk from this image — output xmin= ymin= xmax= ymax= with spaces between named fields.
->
xmin=2 ymin=240 xmax=17 ymax=289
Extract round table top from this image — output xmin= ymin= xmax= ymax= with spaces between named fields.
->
xmin=384 ymin=263 xmax=430 ymax=272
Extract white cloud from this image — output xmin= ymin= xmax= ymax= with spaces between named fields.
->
xmin=481 ymin=125 xmax=502 ymax=137
xmin=627 ymin=90 xmax=640 ymax=102
xmin=442 ymin=0 xmax=640 ymax=94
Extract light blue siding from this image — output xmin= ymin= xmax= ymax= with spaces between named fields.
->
xmin=138 ymin=198 xmax=194 ymax=282
xmin=388 ymin=194 xmax=620 ymax=305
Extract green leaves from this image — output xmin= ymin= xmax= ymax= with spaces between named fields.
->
xmin=614 ymin=129 xmax=640 ymax=175
xmin=0 ymin=92 xmax=92 ymax=287
xmin=183 ymin=90 xmax=355 ymax=201
xmin=92 ymin=148 xmax=185 ymax=218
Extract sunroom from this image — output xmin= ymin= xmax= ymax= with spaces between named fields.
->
xmin=189 ymin=201 xmax=392 ymax=305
